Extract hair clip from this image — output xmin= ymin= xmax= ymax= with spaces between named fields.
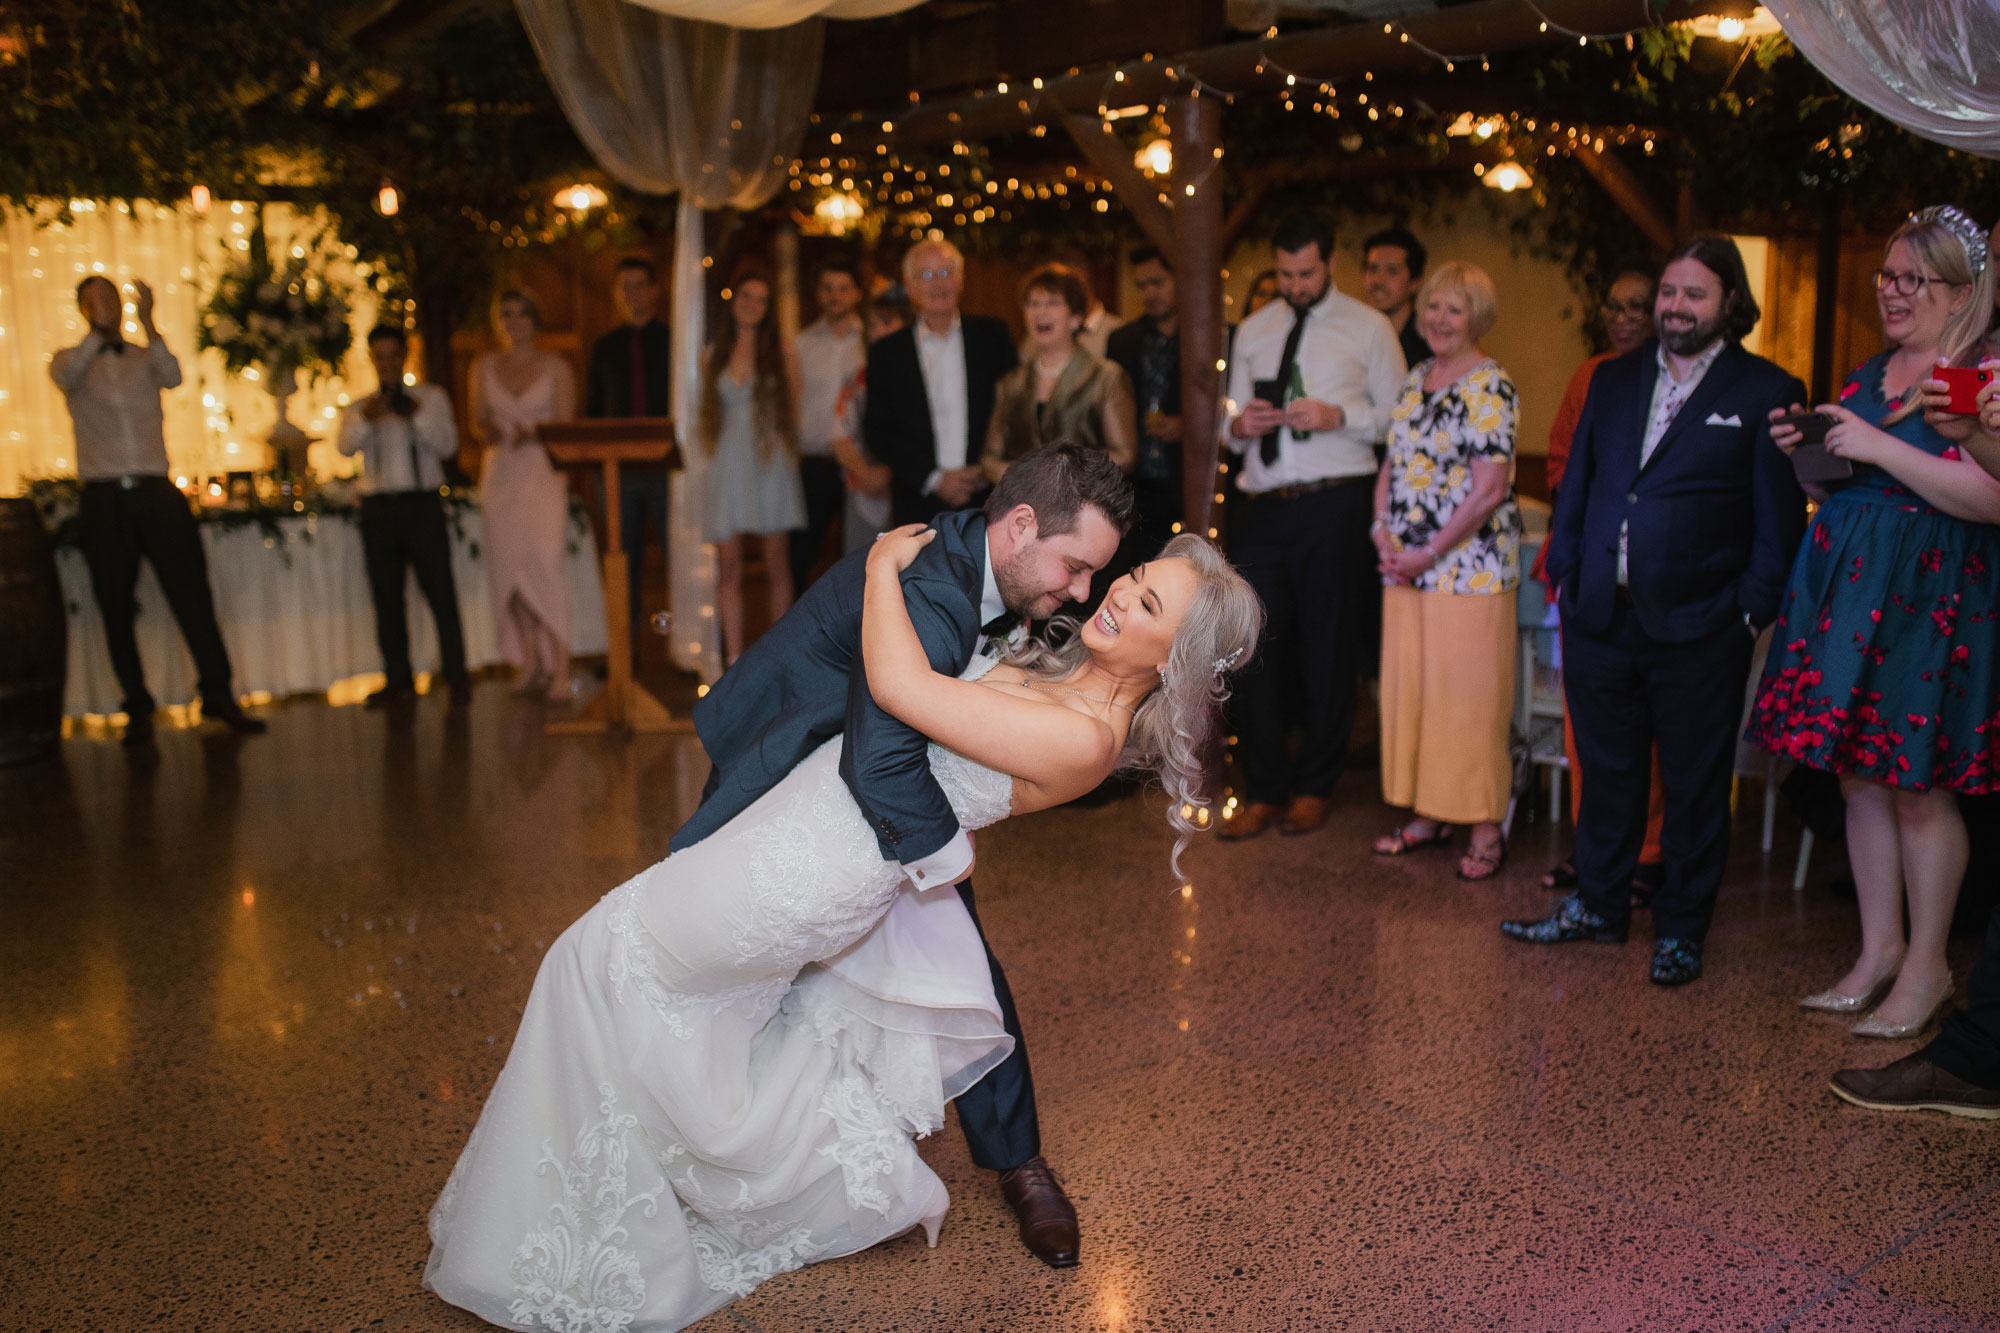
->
xmin=1211 ymin=648 xmax=1244 ymax=675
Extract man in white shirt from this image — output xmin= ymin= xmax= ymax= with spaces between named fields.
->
xmin=336 ymin=323 xmax=469 ymax=709
xmin=1219 ymin=210 xmax=1408 ymax=840
xmin=790 ymin=260 xmax=868 ymax=591
xmin=50 ymin=275 xmax=265 ymax=746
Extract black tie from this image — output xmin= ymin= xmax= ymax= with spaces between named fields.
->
xmin=980 ymin=611 xmax=1019 ymax=640
xmin=1261 ymin=304 xmax=1309 ymax=466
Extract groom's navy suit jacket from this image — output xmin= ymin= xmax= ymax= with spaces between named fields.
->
xmin=1545 ymin=339 xmax=1806 ymax=643
xmin=670 ymin=508 xmax=989 ymax=864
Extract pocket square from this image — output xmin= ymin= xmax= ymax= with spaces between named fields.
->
xmin=1705 ymin=412 xmax=1743 ymax=427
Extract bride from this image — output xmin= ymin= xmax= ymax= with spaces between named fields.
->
xmin=424 ymin=523 xmax=1261 ymax=1332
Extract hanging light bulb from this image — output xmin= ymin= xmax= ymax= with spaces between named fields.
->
xmin=556 ymin=183 xmax=608 ymax=213
xmin=1135 ymin=137 xmax=1173 ymax=178
xmin=812 ymin=190 xmax=866 ymax=236
xmin=189 ymin=185 xmax=212 ymax=215
xmin=375 ymin=183 xmax=400 ymax=216
xmin=1482 ymin=160 xmax=1534 ymax=193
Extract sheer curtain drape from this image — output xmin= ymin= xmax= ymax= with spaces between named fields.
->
xmin=619 ymin=0 xmax=924 ymax=28
xmin=516 ymin=0 xmax=836 ymax=682
xmin=1771 ymin=0 xmax=2000 ymax=159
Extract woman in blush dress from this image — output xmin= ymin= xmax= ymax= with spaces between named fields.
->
xmin=470 ymin=289 xmax=576 ymax=702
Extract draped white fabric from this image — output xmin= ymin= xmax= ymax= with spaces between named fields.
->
xmin=0 ymin=201 xmax=383 ymax=496
xmin=1771 ymin=0 xmax=2000 ymax=159
xmin=618 ymin=0 xmax=924 ymax=29
xmin=57 ymin=507 xmax=607 ymax=716
xmin=515 ymin=0 xmax=829 ymax=682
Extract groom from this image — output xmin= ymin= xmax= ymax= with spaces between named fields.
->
xmin=672 ymin=442 xmax=1134 ymax=1267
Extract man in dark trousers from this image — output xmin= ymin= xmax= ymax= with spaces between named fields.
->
xmin=50 ymin=274 xmax=266 ymax=745
xmin=585 ymin=256 xmax=673 ymax=658
xmin=1504 ymin=234 xmax=1807 ymax=986
xmin=671 ymin=444 xmax=1132 ymax=1267
xmin=336 ymin=324 xmax=470 ymax=709
xmin=862 ymin=238 xmax=1017 ymax=527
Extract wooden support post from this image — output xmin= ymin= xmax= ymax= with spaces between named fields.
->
xmin=1569 ymin=144 xmax=1675 ymax=254
xmin=1060 ymin=114 xmax=1177 ymax=253
xmin=1169 ymin=93 xmax=1223 ymax=542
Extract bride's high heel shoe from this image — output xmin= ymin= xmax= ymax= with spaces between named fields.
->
xmin=1852 ymin=981 xmax=1954 ymax=1040
xmin=1800 ymin=972 xmax=1899 ymax=1014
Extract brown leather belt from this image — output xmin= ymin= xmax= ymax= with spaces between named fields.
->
xmin=1248 ymin=475 xmax=1372 ymax=501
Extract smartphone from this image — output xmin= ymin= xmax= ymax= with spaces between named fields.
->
xmin=1934 ymin=365 xmax=1996 ymax=415
xmin=1791 ymin=443 xmax=1853 ymax=484
xmin=1772 ymin=411 xmax=1835 ymax=445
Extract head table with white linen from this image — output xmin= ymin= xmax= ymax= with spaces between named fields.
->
xmin=52 ymin=498 xmax=609 ymax=717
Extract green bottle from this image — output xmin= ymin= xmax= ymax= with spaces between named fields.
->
xmin=1287 ymin=363 xmax=1310 ymax=441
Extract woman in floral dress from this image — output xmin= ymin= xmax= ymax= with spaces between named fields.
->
xmin=1368 ymin=261 xmax=1524 ymax=881
xmin=1749 ymin=207 xmax=2000 ymax=1038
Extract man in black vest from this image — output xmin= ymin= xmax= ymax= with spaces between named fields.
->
xmin=585 ymin=256 xmax=673 ymax=661
xmin=862 ymin=239 xmax=1018 ymax=527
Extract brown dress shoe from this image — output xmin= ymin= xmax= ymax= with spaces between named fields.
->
xmin=998 ymin=1156 xmax=1079 ymax=1268
xmin=1830 ymin=1053 xmax=2000 ymax=1119
xmin=1218 ymin=801 xmax=1281 ymax=841
xmin=1281 ymin=795 xmax=1330 ymax=835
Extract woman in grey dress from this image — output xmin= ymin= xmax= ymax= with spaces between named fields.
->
xmin=697 ymin=274 xmax=806 ymax=664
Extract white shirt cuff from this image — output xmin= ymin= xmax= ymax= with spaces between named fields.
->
xmin=922 ymin=468 xmax=944 ymax=497
xmin=901 ymin=829 xmax=972 ymax=890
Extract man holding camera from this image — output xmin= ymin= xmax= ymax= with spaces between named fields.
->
xmin=337 ymin=323 xmax=470 ymax=709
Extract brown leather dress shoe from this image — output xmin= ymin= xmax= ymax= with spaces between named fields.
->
xmin=1830 ymin=1053 xmax=2000 ymax=1119
xmin=998 ymin=1156 xmax=1079 ymax=1268
xmin=1281 ymin=795 xmax=1330 ymax=835
xmin=1218 ymin=801 xmax=1281 ymax=841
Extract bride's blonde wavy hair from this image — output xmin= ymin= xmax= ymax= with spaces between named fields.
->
xmin=999 ymin=534 xmax=1263 ymax=878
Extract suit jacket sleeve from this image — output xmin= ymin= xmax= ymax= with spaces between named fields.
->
xmin=585 ymin=334 xmax=614 ymax=418
xmin=1545 ymin=369 xmax=1600 ymax=590
xmin=1738 ymin=372 xmax=1810 ymax=627
xmin=838 ymin=567 xmax=977 ymax=870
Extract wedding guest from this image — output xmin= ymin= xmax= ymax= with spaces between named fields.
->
xmin=1106 ymin=245 xmax=1185 ymax=557
xmin=791 ymin=259 xmax=867 ymax=591
xmin=1539 ymin=263 xmax=1664 ymax=897
xmin=1047 ymin=249 xmax=1122 ymax=359
xmin=980 ymin=263 xmax=1136 ymax=485
xmin=1362 ymin=227 xmax=1433 ymax=370
xmin=1834 ymin=899 xmax=2000 ymax=1118
xmin=338 ymin=323 xmax=471 ymax=710
xmin=469 ymin=289 xmax=575 ymax=703
xmin=863 ymin=238 xmax=1018 ymax=526
xmin=1244 ymin=269 xmax=1280 ymax=317
xmin=698 ymin=273 xmax=806 ymax=666
xmin=585 ymin=256 xmax=672 ymax=661
xmin=1749 ymin=206 xmax=2000 ymax=1034
xmin=831 ymin=287 xmax=908 ymax=555
xmin=1367 ymin=262 xmax=1522 ymax=880
xmin=1504 ymin=235 xmax=1807 ymax=986
xmin=1219 ymin=210 xmax=1407 ymax=840
xmin=50 ymin=274 xmax=265 ymax=745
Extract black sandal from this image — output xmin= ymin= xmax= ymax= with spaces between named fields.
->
xmin=1458 ymin=839 xmax=1509 ymax=882
xmin=1372 ymin=822 xmax=1454 ymax=856
xmin=1541 ymin=856 xmax=1578 ymax=890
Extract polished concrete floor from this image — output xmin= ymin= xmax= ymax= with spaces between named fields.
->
xmin=5 ymin=680 xmax=1998 ymax=1333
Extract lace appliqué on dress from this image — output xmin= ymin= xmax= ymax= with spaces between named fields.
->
xmin=928 ymin=742 xmax=1015 ymax=832
xmin=814 ymin=1075 xmax=909 ymax=1214
xmin=684 ymin=1212 xmax=822 ymax=1298
xmin=507 ymin=1082 xmax=664 ymax=1333
xmin=604 ymin=881 xmax=787 ymax=1040
xmin=733 ymin=764 xmax=905 ymax=969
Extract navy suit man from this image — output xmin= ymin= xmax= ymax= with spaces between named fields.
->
xmin=1505 ymin=235 xmax=1807 ymax=985
xmin=672 ymin=443 xmax=1132 ymax=1267
xmin=585 ymin=256 xmax=673 ymax=661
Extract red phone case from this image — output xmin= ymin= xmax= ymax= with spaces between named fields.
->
xmin=1937 ymin=366 xmax=1994 ymax=415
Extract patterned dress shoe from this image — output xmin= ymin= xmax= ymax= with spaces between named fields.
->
xmin=998 ymin=1156 xmax=1079 ymax=1268
xmin=1650 ymin=937 xmax=1703 ymax=986
xmin=1830 ymin=1053 xmax=2000 ymax=1119
xmin=1500 ymin=894 xmax=1626 ymax=944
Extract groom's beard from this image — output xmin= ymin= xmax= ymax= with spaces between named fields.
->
xmin=993 ymin=548 xmax=1071 ymax=623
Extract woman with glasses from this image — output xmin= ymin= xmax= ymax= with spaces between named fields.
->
xmin=1750 ymin=206 xmax=2000 ymax=1037
xmin=1535 ymin=264 xmax=1664 ymax=897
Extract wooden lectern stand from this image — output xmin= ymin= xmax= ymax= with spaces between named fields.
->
xmin=538 ymin=419 xmax=691 ymax=736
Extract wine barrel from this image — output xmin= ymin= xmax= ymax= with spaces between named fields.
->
xmin=0 ymin=496 xmax=67 ymax=766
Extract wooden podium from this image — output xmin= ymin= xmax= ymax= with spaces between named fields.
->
xmin=539 ymin=419 xmax=692 ymax=736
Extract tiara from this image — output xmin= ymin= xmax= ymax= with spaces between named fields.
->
xmin=1911 ymin=204 xmax=1989 ymax=277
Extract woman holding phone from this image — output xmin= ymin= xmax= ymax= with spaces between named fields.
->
xmin=1748 ymin=206 xmax=2000 ymax=1037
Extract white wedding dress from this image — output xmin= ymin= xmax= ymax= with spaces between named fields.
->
xmin=424 ymin=661 xmax=1016 ymax=1333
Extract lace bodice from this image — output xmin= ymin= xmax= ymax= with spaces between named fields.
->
xmin=928 ymin=654 xmax=1015 ymax=832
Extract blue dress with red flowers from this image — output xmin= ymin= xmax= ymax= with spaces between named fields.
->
xmin=1745 ymin=352 xmax=2000 ymax=793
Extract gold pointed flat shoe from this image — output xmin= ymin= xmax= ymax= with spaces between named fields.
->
xmin=1801 ymin=973 xmax=1897 ymax=1013
xmin=1852 ymin=983 xmax=1954 ymax=1040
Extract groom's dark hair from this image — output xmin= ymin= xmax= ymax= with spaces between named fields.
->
xmin=984 ymin=441 xmax=1135 ymax=537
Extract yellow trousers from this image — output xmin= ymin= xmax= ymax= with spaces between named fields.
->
xmin=1379 ymin=584 xmax=1517 ymax=826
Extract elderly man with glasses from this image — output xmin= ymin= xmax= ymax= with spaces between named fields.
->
xmin=862 ymin=238 xmax=1019 ymax=526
